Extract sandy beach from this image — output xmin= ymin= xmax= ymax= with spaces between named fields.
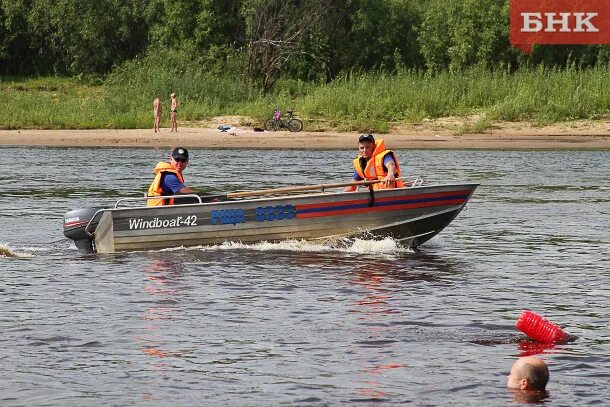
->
xmin=1 ymin=118 xmax=609 ymax=149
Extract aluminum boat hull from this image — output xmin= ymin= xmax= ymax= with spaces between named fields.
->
xmin=85 ymin=183 xmax=477 ymax=253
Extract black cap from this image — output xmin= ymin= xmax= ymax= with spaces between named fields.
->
xmin=358 ymin=133 xmax=375 ymax=143
xmin=171 ymin=147 xmax=189 ymax=161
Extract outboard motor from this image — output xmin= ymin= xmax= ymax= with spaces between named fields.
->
xmin=63 ymin=208 xmax=102 ymax=254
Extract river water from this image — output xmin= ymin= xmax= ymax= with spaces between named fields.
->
xmin=1 ymin=147 xmax=609 ymax=406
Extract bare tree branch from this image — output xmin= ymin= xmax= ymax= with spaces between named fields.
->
xmin=245 ymin=0 xmax=333 ymax=92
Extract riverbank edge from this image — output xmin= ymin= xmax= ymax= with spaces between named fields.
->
xmin=1 ymin=118 xmax=609 ymax=150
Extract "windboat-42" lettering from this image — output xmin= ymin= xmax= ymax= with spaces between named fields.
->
xmin=128 ymin=215 xmax=198 ymax=230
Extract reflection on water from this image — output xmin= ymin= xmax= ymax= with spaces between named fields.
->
xmin=350 ymin=264 xmax=398 ymax=316
xmin=1 ymin=147 xmax=609 ymax=406
xmin=508 ymin=388 xmax=550 ymax=404
xmin=517 ymin=340 xmax=564 ymax=357
xmin=137 ymin=257 xmax=187 ymax=367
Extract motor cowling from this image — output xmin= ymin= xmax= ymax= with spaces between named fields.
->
xmin=63 ymin=207 xmax=101 ymax=254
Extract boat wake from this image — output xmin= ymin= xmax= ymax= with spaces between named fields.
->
xmin=0 ymin=243 xmax=35 ymax=258
xmin=160 ymin=237 xmax=415 ymax=255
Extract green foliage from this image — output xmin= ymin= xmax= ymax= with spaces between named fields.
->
xmin=457 ymin=114 xmax=492 ymax=135
xmin=104 ymin=49 xmax=257 ymax=118
xmin=144 ymin=0 xmax=244 ymax=53
xmin=291 ymin=0 xmax=423 ymax=81
xmin=4 ymin=65 xmax=610 ymax=130
xmin=3 ymin=0 xmax=610 ymax=130
xmin=328 ymin=0 xmax=422 ymax=73
xmin=418 ymin=0 xmax=510 ymax=71
xmin=290 ymin=65 xmax=610 ymax=129
xmin=0 ymin=76 xmax=108 ymax=129
xmin=2 ymin=0 xmax=610 ymax=79
xmin=0 ymin=0 xmax=149 ymax=75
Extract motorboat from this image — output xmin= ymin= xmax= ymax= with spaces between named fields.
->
xmin=63 ymin=178 xmax=478 ymax=254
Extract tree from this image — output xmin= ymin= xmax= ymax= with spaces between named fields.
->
xmin=418 ymin=0 xmax=510 ymax=72
xmin=242 ymin=0 xmax=333 ymax=92
xmin=0 ymin=0 xmax=37 ymax=74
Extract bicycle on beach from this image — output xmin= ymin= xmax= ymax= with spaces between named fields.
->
xmin=265 ymin=109 xmax=303 ymax=132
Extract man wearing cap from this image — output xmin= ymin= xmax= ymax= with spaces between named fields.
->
xmin=147 ymin=147 xmax=193 ymax=206
xmin=344 ymin=133 xmax=404 ymax=192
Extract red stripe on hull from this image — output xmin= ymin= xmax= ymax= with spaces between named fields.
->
xmin=296 ymin=189 xmax=473 ymax=211
xmin=296 ymin=198 xmax=467 ymax=219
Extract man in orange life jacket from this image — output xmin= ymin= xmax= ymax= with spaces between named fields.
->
xmin=344 ymin=133 xmax=404 ymax=192
xmin=147 ymin=147 xmax=194 ymax=206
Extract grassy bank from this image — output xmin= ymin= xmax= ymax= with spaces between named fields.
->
xmin=2 ymin=65 xmax=610 ymax=132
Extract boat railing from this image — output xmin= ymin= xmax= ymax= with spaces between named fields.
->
xmin=404 ymin=176 xmax=424 ymax=187
xmin=81 ymin=177 xmax=426 ymax=237
xmin=350 ymin=176 xmax=422 ymax=189
xmin=114 ymin=178 xmax=423 ymax=207
xmin=223 ymin=176 xmax=425 ymax=198
xmin=84 ymin=178 xmax=425 ymax=236
xmin=351 ymin=176 xmax=423 ymax=191
xmin=114 ymin=194 xmax=203 ymax=209
xmin=84 ymin=208 xmax=108 ymax=237
xmin=83 ymin=194 xmax=204 ymax=237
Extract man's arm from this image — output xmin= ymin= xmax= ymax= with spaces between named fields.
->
xmin=344 ymin=170 xmax=361 ymax=192
xmin=382 ymin=157 xmax=397 ymax=187
xmin=163 ymin=173 xmax=192 ymax=194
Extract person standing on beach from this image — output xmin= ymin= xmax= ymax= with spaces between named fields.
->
xmin=153 ymin=96 xmax=163 ymax=133
xmin=170 ymin=93 xmax=179 ymax=132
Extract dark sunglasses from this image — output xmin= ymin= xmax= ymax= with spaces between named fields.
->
xmin=173 ymin=157 xmax=188 ymax=163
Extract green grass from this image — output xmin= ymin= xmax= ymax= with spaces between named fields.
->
xmin=457 ymin=114 xmax=493 ymax=135
xmin=2 ymin=64 xmax=610 ymax=131
xmin=297 ymin=66 xmax=610 ymax=131
xmin=0 ymin=76 xmax=110 ymax=129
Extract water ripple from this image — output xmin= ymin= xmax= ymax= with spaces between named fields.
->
xmin=1 ymin=148 xmax=608 ymax=406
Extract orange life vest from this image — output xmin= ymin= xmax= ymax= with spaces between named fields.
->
xmin=147 ymin=162 xmax=185 ymax=206
xmin=353 ymin=139 xmax=404 ymax=190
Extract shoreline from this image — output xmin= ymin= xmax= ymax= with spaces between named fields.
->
xmin=1 ymin=119 xmax=609 ymax=149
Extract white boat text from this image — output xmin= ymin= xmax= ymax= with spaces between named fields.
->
xmin=128 ymin=215 xmax=198 ymax=230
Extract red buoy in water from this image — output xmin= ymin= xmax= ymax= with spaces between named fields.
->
xmin=516 ymin=310 xmax=568 ymax=344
